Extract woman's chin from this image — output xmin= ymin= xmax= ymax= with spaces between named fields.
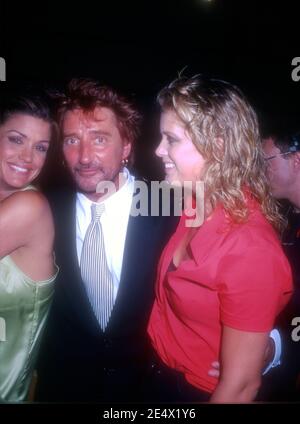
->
xmin=3 ymin=177 xmax=36 ymax=191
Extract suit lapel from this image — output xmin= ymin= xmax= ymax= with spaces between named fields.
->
xmin=55 ymin=191 xmax=102 ymax=336
xmin=106 ymin=214 xmax=158 ymax=333
xmin=107 ymin=180 xmax=172 ymax=334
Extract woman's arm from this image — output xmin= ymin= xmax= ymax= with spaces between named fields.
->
xmin=0 ymin=190 xmax=51 ymax=258
xmin=210 ymin=326 xmax=268 ymax=403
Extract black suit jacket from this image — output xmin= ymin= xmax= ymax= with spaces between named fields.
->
xmin=36 ymin=182 xmax=178 ymax=402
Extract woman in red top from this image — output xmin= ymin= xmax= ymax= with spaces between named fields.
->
xmin=147 ymin=75 xmax=293 ymax=402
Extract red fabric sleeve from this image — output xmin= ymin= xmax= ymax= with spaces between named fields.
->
xmin=217 ymin=245 xmax=292 ymax=332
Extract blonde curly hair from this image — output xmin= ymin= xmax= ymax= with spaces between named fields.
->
xmin=158 ymin=75 xmax=284 ymax=231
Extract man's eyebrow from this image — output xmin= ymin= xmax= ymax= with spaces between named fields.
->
xmin=89 ymin=129 xmax=112 ymax=136
xmin=63 ymin=132 xmax=78 ymax=137
xmin=63 ymin=130 xmax=112 ymax=137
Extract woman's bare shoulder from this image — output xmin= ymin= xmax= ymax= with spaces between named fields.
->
xmin=1 ymin=190 xmax=50 ymax=216
xmin=0 ymin=190 xmax=54 ymax=258
xmin=0 ymin=190 xmax=53 ymax=238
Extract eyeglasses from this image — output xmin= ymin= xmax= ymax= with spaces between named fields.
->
xmin=264 ymin=151 xmax=292 ymax=161
xmin=264 ymin=135 xmax=300 ymax=161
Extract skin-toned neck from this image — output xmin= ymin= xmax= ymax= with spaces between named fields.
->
xmin=285 ymin=155 xmax=300 ymax=209
xmin=0 ymin=187 xmax=17 ymax=201
xmin=287 ymin=181 xmax=300 ymax=210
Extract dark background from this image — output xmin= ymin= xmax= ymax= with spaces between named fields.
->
xmin=1 ymin=0 xmax=300 ymax=185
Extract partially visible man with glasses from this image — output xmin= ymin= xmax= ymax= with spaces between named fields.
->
xmin=263 ymin=132 xmax=300 ymax=400
xmin=263 ymin=133 xmax=300 ymax=202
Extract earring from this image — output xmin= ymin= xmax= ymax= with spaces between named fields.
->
xmin=122 ymin=158 xmax=129 ymax=166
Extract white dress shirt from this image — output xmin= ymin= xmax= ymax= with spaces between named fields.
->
xmin=76 ymin=169 xmax=135 ymax=301
xmin=264 ymin=329 xmax=282 ymax=374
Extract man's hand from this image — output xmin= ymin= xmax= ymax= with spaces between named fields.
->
xmin=208 ymin=361 xmax=220 ymax=378
xmin=263 ymin=336 xmax=275 ymax=370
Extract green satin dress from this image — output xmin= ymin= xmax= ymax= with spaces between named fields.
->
xmin=0 ymin=256 xmax=58 ymax=402
xmin=0 ymin=186 xmax=58 ymax=402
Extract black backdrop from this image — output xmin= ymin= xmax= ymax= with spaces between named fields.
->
xmin=1 ymin=0 xmax=300 ymax=186
xmin=0 ymin=1 xmax=299 ymax=417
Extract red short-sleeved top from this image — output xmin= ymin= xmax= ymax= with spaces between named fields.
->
xmin=148 ymin=201 xmax=293 ymax=393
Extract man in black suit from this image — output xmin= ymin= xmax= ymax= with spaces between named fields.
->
xmin=36 ymin=78 xmax=177 ymax=402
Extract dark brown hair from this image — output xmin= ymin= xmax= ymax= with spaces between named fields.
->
xmin=55 ymin=78 xmax=142 ymax=150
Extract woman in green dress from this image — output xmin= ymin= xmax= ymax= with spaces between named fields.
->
xmin=0 ymin=87 xmax=58 ymax=402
